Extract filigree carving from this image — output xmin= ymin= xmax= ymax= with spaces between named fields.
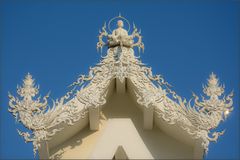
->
xmin=8 ymin=15 xmax=234 ymax=157
xmin=8 ymin=74 xmax=88 ymax=156
xmin=152 ymin=73 xmax=233 ymax=153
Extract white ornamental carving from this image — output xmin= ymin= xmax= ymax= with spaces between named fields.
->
xmin=8 ymin=15 xmax=234 ymax=157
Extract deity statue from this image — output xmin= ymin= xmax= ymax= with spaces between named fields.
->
xmin=107 ymin=20 xmax=133 ymax=48
xmin=97 ymin=15 xmax=144 ymax=52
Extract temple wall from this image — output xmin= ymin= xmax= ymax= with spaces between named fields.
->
xmin=49 ymin=91 xmax=193 ymax=159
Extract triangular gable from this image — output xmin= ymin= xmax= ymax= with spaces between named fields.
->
xmin=8 ymin=15 xmax=234 ymax=159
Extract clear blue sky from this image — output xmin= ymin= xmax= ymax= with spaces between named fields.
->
xmin=0 ymin=0 xmax=239 ymax=159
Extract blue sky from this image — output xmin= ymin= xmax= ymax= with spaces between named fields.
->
xmin=0 ymin=0 xmax=239 ymax=159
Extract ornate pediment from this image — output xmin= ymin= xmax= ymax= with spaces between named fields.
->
xmin=8 ymin=15 xmax=234 ymax=157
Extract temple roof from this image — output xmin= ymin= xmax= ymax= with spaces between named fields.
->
xmin=8 ymin=15 xmax=234 ymax=158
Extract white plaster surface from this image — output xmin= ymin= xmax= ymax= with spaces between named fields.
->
xmin=50 ymin=92 xmax=193 ymax=159
xmin=89 ymin=119 xmax=153 ymax=159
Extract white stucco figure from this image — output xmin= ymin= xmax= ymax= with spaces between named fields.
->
xmin=97 ymin=15 xmax=144 ymax=52
xmin=107 ymin=20 xmax=133 ymax=47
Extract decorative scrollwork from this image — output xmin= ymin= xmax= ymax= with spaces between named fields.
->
xmin=8 ymin=73 xmax=88 ymax=156
xmin=97 ymin=22 xmax=108 ymax=52
xmin=8 ymin=15 xmax=234 ymax=157
xmin=131 ymin=23 xmax=144 ymax=52
xmin=151 ymin=72 xmax=234 ymax=153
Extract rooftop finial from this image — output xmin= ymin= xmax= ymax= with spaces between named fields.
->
xmin=97 ymin=15 xmax=144 ymax=53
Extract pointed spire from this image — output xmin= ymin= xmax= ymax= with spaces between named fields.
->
xmin=24 ymin=72 xmax=34 ymax=87
xmin=208 ymin=72 xmax=218 ymax=87
xmin=133 ymin=22 xmax=136 ymax=29
xmin=203 ymin=72 xmax=224 ymax=97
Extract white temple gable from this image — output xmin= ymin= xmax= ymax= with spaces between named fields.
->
xmin=8 ymin=14 xmax=234 ymax=159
